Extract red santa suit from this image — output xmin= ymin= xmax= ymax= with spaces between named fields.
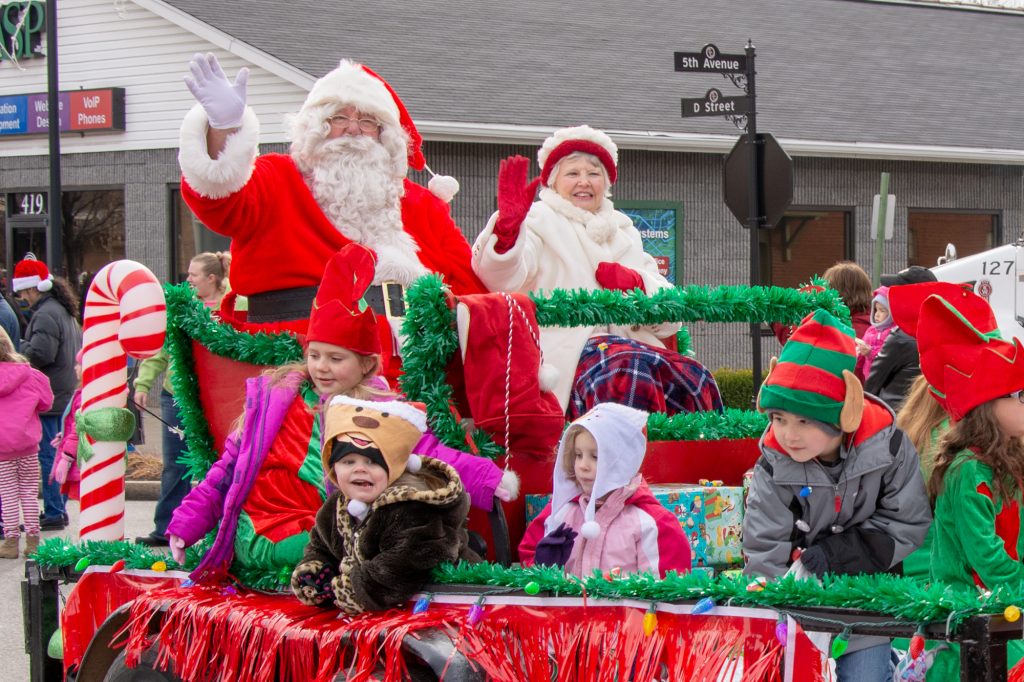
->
xmin=177 ymin=60 xmax=485 ymax=334
xmin=179 ymin=152 xmax=482 ymax=298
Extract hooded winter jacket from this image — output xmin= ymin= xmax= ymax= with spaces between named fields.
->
xmin=743 ymin=396 xmax=930 ymax=656
xmin=21 ymin=294 xmax=81 ymax=415
xmin=0 ymin=362 xmax=53 ymax=458
xmin=743 ymin=397 xmax=929 ymax=578
xmin=292 ymin=456 xmax=478 ymax=614
xmin=519 ymin=474 xmax=691 ymax=578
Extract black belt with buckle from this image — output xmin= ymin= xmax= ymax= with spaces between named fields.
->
xmin=247 ymin=286 xmax=319 ymax=323
xmin=363 ymin=282 xmax=406 ymax=318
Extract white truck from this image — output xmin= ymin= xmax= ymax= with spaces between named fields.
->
xmin=931 ymin=239 xmax=1024 ymax=342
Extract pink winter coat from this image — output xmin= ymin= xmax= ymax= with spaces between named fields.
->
xmin=0 ymin=362 xmax=54 ymax=459
xmin=519 ymin=474 xmax=691 ymax=578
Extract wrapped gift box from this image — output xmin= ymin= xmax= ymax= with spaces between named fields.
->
xmin=524 ymin=483 xmax=744 ymax=570
xmin=649 ymin=483 xmax=744 ymax=570
xmin=525 ymin=494 xmax=550 ymax=526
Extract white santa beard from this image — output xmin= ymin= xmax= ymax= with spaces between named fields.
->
xmin=303 ymin=137 xmax=428 ymax=285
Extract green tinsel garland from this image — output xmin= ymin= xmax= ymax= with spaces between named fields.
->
xmin=677 ymin=325 xmax=692 ymax=356
xmin=530 ymin=283 xmax=850 ymax=328
xmin=399 ymin=275 xmax=505 ymax=459
xmin=33 ymin=536 xmax=1013 ymax=633
xmin=162 ymin=277 xmax=835 ymax=472
xmin=648 ymin=408 xmax=767 ymax=441
xmin=33 ymin=536 xmax=212 ymax=574
xmin=431 ymin=562 xmax=1007 ymax=632
xmin=163 ymin=284 xmax=304 ymax=478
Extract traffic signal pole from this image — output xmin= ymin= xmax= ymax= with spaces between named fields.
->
xmin=744 ymin=41 xmax=762 ymax=404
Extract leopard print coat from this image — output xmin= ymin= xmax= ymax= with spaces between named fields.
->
xmin=291 ymin=456 xmax=478 ymax=614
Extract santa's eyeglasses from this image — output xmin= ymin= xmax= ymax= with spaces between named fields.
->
xmin=1001 ymin=390 xmax=1024 ymax=404
xmin=326 ymin=115 xmax=381 ymax=133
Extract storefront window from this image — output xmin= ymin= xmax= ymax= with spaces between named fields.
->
xmin=171 ymin=188 xmax=229 ymax=283
xmin=759 ymin=209 xmax=852 ymax=288
xmin=908 ymin=211 xmax=997 ymax=268
xmin=62 ymin=189 xmax=126 ymax=293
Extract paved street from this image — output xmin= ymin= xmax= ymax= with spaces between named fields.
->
xmin=2 ymin=499 xmax=162 ymax=681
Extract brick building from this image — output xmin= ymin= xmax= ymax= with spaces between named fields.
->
xmin=1 ymin=0 xmax=1023 ymax=368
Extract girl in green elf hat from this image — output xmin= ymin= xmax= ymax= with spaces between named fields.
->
xmin=743 ymin=308 xmax=930 ymax=681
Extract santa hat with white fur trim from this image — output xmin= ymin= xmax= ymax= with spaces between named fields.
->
xmin=12 ymin=255 xmax=53 ymax=293
xmin=302 ymin=60 xmax=460 ymax=201
xmin=537 ymin=125 xmax=618 ymax=186
xmin=546 ymin=402 xmax=649 ymax=540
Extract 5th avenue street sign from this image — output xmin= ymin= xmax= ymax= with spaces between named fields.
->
xmin=681 ymin=88 xmax=749 ymax=118
xmin=674 ymin=43 xmax=746 ymax=73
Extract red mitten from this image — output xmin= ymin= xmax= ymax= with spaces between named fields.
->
xmin=595 ymin=262 xmax=646 ymax=292
xmin=493 ymin=155 xmax=540 ymax=254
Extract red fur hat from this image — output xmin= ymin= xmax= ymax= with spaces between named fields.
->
xmin=306 ymin=244 xmax=381 ymax=355
xmin=537 ymin=125 xmax=618 ymax=186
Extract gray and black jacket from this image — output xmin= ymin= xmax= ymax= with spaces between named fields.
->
xmin=743 ymin=396 xmax=930 ymax=579
xmin=22 ymin=294 xmax=81 ymax=416
xmin=742 ymin=396 xmax=931 ymax=654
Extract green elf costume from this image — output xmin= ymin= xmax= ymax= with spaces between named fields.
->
xmin=888 ymin=282 xmax=1024 ymax=680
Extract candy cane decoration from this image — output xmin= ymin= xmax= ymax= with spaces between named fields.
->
xmin=80 ymin=261 xmax=166 ymax=541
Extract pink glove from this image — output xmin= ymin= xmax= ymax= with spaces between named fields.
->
xmin=51 ymin=453 xmax=73 ymax=485
xmin=183 ymin=53 xmax=249 ymax=129
xmin=169 ymin=535 xmax=187 ymax=565
xmin=49 ymin=433 xmax=62 ymax=450
xmin=595 ymin=262 xmax=646 ymax=293
xmin=493 ymin=155 xmax=540 ymax=254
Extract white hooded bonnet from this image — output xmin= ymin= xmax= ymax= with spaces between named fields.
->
xmin=546 ymin=402 xmax=649 ymax=539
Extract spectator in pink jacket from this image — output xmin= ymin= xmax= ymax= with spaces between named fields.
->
xmin=855 ymin=286 xmax=894 ymax=382
xmin=519 ymin=402 xmax=690 ymax=578
xmin=49 ymin=349 xmax=83 ymax=501
xmin=0 ymin=328 xmax=54 ymax=559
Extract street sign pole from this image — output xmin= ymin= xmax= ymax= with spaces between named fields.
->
xmin=744 ymin=41 xmax=761 ymax=405
xmin=872 ymin=172 xmax=891 ymax=289
xmin=676 ymin=40 xmax=787 ymax=404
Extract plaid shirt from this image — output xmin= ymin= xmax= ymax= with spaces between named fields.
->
xmin=569 ymin=335 xmax=724 ymax=420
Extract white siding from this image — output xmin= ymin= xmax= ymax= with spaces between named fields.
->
xmin=0 ymin=0 xmax=312 ymax=157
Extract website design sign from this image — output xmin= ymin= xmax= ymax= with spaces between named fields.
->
xmin=0 ymin=88 xmax=125 ymax=136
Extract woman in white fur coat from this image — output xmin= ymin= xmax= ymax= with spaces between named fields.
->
xmin=472 ymin=125 xmax=723 ymax=419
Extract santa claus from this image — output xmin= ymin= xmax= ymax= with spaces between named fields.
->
xmin=177 ymin=53 xmax=485 ymax=334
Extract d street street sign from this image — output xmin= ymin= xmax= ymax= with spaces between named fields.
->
xmin=674 ymin=44 xmax=746 ymax=73
xmin=681 ymin=88 xmax=749 ymax=118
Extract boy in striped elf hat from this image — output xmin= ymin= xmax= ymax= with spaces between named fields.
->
xmin=743 ymin=309 xmax=930 ymax=679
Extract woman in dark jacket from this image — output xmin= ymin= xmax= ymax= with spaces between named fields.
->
xmin=12 ymin=257 xmax=82 ymax=530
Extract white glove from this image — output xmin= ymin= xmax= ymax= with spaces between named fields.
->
xmin=183 ymin=53 xmax=249 ymax=129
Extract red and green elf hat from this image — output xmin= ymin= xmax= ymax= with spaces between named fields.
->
xmin=888 ymin=281 xmax=991 ymax=339
xmin=889 ymin=282 xmax=1001 ymax=419
xmin=757 ymin=309 xmax=863 ymax=432
xmin=914 ymin=292 xmax=1024 ymax=420
xmin=306 ymin=243 xmax=381 ymax=355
